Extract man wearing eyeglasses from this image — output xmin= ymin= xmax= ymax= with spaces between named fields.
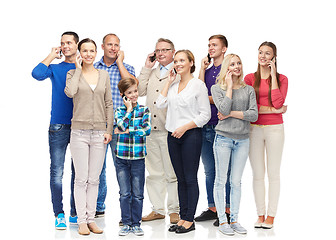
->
xmin=138 ymin=38 xmax=179 ymax=224
xmin=94 ymin=33 xmax=136 ymax=220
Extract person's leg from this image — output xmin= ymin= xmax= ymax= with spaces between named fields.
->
xmin=130 ymin=159 xmax=145 ymax=227
xmin=70 ymin=160 xmax=76 ymax=217
xmin=48 ymin=124 xmax=71 ymax=217
xmin=213 ymin=134 xmax=232 ymax=224
xmin=70 ymin=130 xmax=90 ymax=225
xmin=115 ymin=157 xmax=132 ymax=226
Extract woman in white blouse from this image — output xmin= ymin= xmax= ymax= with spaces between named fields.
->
xmin=156 ymin=50 xmax=211 ymax=234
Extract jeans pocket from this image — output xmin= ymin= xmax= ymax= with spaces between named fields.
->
xmin=49 ymin=124 xmax=64 ymax=133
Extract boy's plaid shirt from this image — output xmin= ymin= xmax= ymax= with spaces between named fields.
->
xmin=115 ymin=103 xmax=151 ymax=160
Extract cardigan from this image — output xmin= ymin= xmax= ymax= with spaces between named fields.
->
xmin=64 ymin=68 xmax=114 ymax=134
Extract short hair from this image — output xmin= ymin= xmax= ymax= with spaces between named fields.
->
xmin=61 ymin=31 xmax=79 ymax=43
xmin=209 ymin=34 xmax=228 ymax=48
xmin=175 ymin=49 xmax=196 ymax=73
xmin=156 ymin=38 xmax=175 ymax=50
xmin=78 ymin=38 xmax=97 ymax=51
xmin=118 ymin=77 xmax=138 ymax=94
xmin=102 ymin=33 xmax=120 ymax=44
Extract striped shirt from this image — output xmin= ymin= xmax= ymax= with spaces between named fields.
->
xmin=115 ymin=103 xmax=151 ymax=160
xmin=94 ymin=57 xmax=135 ymax=111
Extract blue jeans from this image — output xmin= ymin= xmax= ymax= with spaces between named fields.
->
xmin=96 ymin=126 xmax=118 ymax=212
xmin=201 ymin=125 xmax=231 ymax=208
xmin=48 ymin=124 xmax=76 ymax=216
xmin=213 ymin=134 xmax=249 ymax=223
xmin=168 ymin=128 xmax=202 ymax=222
xmin=116 ymin=157 xmax=145 ymax=227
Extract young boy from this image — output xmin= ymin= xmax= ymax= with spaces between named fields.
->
xmin=114 ymin=77 xmax=151 ymax=236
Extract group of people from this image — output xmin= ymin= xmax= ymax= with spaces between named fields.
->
xmin=31 ymin=32 xmax=288 ymax=236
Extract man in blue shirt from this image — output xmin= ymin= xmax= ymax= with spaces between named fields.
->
xmin=94 ymin=33 xmax=136 ymax=219
xmin=31 ymin=31 xmax=79 ymax=230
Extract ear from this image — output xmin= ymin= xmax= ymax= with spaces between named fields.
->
xmin=222 ymin=47 xmax=227 ymax=54
xmin=101 ymin=43 xmax=104 ymax=50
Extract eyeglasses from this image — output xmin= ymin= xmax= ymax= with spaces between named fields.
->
xmin=154 ymin=48 xmax=172 ymax=54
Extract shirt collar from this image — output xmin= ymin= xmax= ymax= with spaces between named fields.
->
xmin=96 ymin=56 xmax=117 ymax=68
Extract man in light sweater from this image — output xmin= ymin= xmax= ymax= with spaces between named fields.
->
xmin=138 ymin=38 xmax=179 ymax=224
xmin=31 ymin=31 xmax=79 ymax=229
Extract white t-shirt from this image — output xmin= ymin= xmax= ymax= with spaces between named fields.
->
xmin=156 ymin=78 xmax=211 ymax=132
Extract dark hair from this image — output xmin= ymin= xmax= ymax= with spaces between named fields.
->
xmin=61 ymin=31 xmax=79 ymax=43
xmin=118 ymin=77 xmax=138 ymax=94
xmin=254 ymin=41 xmax=281 ymax=107
xmin=175 ymin=50 xmax=196 ymax=73
xmin=78 ymin=38 xmax=97 ymax=51
xmin=209 ymin=34 xmax=228 ymax=48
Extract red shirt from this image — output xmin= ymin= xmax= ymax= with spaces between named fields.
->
xmin=244 ymin=73 xmax=288 ymax=125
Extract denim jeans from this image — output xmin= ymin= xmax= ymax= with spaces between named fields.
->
xmin=96 ymin=126 xmax=118 ymax=212
xmin=116 ymin=157 xmax=145 ymax=227
xmin=213 ymin=134 xmax=249 ymax=224
xmin=167 ymin=128 xmax=202 ymax=222
xmin=201 ymin=125 xmax=231 ymax=208
xmin=48 ymin=124 xmax=76 ymax=216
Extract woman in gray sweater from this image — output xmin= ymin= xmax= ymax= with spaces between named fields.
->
xmin=211 ymin=54 xmax=258 ymax=236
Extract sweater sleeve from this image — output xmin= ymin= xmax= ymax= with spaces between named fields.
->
xmin=64 ymin=69 xmax=81 ymax=98
xmin=137 ymin=67 xmax=152 ymax=97
xmin=104 ymin=72 xmax=114 ymax=134
xmin=271 ymin=75 xmax=288 ymax=109
xmin=211 ymin=84 xmax=232 ymax=116
xmin=31 ymin=63 xmax=52 ymax=81
xmin=243 ymin=86 xmax=258 ymax=122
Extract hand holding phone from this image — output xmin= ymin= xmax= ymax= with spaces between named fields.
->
xmin=149 ymin=52 xmax=156 ymax=62
xmin=207 ymin=53 xmax=211 ymax=63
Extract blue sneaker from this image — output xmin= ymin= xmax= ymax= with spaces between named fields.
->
xmin=119 ymin=225 xmax=132 ymax=236
xmin=55 ymin=213 xmax=67 ymax=230
xmin=69 ymin=215 xmax=78 ymax=225
xmin=132 ymin=226 xmax=144 ymax=236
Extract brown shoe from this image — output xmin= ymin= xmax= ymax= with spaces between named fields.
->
xmin=169 ymin=213 xmax=180 ymax=224
xmin=78 ymin=223 xmax=90 ymax=235
xmin=88 ymin=222 xmax=103 ymax=234
xmin=142 ymin=211 xmax=165 ymax=221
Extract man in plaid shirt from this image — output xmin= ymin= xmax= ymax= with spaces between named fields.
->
xmin=94 ymin=33 xmax=136 ymax=218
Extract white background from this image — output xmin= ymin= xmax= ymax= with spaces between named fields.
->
xmin=1 ymin=0 xmax=335 ymax=239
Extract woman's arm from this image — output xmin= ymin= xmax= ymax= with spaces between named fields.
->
xmin=64 ymin=68 xmax=81 ymax=98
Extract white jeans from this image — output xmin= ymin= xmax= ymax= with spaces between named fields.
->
xmin=249 ymin=124 xmax=284 ymax=217
xmin=70 ymin=129 xmax=107 ymax=224
xmin=145 ymin=130 xmax=179 ymax=215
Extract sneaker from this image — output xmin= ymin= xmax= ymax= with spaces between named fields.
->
xmin=132 ymin=226 xmax=144 ymax=236
xmin=219 ymin=223 xmax=234 ymax=236
xmin=95 ymin=211 xmax=105 ymax=218
xmin=194 ymin=209 xmax=217 ymax=221
xmin=230 ymin=222 xmax=247 ymax=234
xmin=119 ymin=225 xmax=132 ymax=236
xmin=69 ymin=215 xmax=78 ymax=225
xmin=55 ymin=213 xmax=67 ymax=230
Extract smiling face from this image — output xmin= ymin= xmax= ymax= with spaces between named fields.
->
xmin=60 ymin=34 xmax=77 ymax=57
xmin=208 ymin=38 xmax=227 ymax=59
xmin=80 ymin=42 xmax=97 ymax=65
xmin=102 ymin=35 xmax=120 ymax=61
xmin=228 ymin=56 xmax=242 ymax=78
xmin=155 ymin=41 xmax=174 ymax=66
xmin=258 ymin=45 xmax=275 ymax=66
xmin=173 ymin=51 xmax=194 ymax=75
xmin=122 ymin=84 xmax=139 ymax=104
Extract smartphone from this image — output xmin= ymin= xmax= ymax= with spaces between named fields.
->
xmin=149 ymin=53 xmax=156 ymax=62
xmin=122 ymin=94 xmax=128 ymax=101
xmin=59 ymin=50 xmax=62 ymax=58
xmin=207 ymin=53 xmax=211 ymax=63
xmin=173 ymin=68 xmax=177 ymax=74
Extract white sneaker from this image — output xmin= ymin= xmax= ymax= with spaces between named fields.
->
xmin=219 ymin=223 xmax=235 ymax=236
xmin=231 ymin=222 xmax=247 ymax=234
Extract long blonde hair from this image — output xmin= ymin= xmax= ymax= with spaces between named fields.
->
xmin=216 ymin=54 xmax=245 ymax=90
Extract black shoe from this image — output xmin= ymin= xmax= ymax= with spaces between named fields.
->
xmin=168 ymin=224 xmax=181 ymax=232
xmin=213 ymin=218 xmax=219 ymax=227
xmin=119 ymin=219 xmax=123 ymax=226
xmin=95 ymin=211 xmax=105 ymax=218
xmin=175 ymin=222 xmax=195 ymax=234
xmin=194 ymin=209 xmax=217 ymax=222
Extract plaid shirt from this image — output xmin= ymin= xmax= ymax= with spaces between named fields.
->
xmin=115 ymin=103 xmax=151 ymax=160
xmin=94 ymin=57 xmax=135 ymax=111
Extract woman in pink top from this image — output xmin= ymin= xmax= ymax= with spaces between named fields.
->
xmin=244 ymin=41 xmax=288 ymax=229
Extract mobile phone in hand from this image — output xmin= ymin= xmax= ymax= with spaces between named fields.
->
xmin=150 ymin=53 xmax=156 ymax=62
xmin=207 ymin=53 xmax=211 ymax=63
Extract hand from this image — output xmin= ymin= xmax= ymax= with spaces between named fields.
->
xmin=168 ymin=68 xmax=177 ymax=85
xmin=114 ymin=128 xmax=129 ymax=134
xmin=201 ymin=56 xmax=210 ymax=70
xmin=123 ymin=96 xmax=133 ymax=112
xmin=103 ymin=133 xmax=112 ymax=144
xmin=218 ymin=112 xmax=230 ymax=120
xmin=145 ymin=52 xmax=156 ymax=68
xmin=171 ymin=126 xmax=187 ymax=139
xmin=75 ymin=54 xmax=82 ymax=69
xmin=50 ymin=47 xmax=62 ymax=60
xmin=116 ymin=50 xmax=125 ymax=64
xmin=225 ymin=70 xmax=233 ymax=89
xmin=269 ymin=57 xmax=277 ymax=77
